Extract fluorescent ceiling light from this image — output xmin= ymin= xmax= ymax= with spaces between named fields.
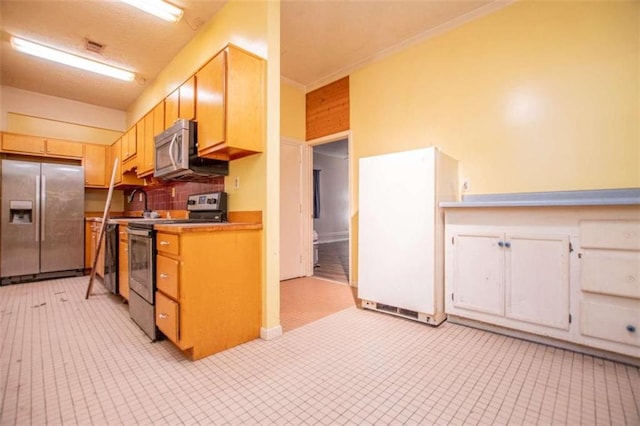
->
xmin=120 ymin=0 xmax=184 ymax=23
xmin=11 ymin=37 xmax=135 ymax=82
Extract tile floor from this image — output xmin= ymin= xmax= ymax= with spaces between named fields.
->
xmin=1 ymin=276 xmax=639 ymax=425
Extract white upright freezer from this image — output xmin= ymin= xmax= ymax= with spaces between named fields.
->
xmin=358 ymin=147 xmax=458 ymax=325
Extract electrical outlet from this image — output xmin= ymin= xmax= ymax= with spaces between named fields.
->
xmin=171 ymin=187 xmax=176 ymax=198
xmin=139 ymin=193 xmax=143 ymax=202
xmin=234 ymin=176 xmax=240 ymax=190
xmin=462 ymin=179 xmax=470 ymax=191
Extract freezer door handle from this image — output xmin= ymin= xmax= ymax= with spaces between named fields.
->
xmin=41 ymin=176 xmax=46 ymax=242
xmin=35 ymin=177 xmax=40 ymax=242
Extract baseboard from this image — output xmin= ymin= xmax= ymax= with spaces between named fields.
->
xmin=260 ymin=325 xmax=283 ymax=340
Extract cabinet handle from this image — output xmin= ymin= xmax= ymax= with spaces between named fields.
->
xmin=505 ymin=242 xmax=511 ymax=248
xmin=160 ymin=241 xmax=170 ymax=246
xmin=160 ymin=273 xmax=169 ymax=279
xmin=627 ymin=325 xmax=636 ymax=333
xmin=159 ymin=313 xmax=168 ymax=319
xmin=498 ymin=241 xmax=504 ymax=247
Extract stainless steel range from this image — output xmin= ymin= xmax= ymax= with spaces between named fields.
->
xmin=126 ymin=191 xmax=227 ymax=341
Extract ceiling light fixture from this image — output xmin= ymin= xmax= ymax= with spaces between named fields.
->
xmin=11 ymin=37 xmax=135 ymax=82
xmin=120 ymin=0 xmax=184 ymax=23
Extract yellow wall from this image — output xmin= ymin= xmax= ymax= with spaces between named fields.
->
xmin=127 ymin=0 xmax=281 ymax=333
xmin=280 ymin=80 xmax=306 ymax=140
xmin=351 ymin=0 xmax=639 ymax=195
xmin=350 ymin=0 xmax=639 ymax=284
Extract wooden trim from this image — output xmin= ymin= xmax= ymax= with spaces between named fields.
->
xmin=306 ymin=77 xmax=349 ymax=141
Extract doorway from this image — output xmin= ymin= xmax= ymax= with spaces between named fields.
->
xmin=311 ymin=138 xmax=350 ymax=284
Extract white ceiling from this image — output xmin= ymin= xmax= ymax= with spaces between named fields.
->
xmin=0 ymin=0 xmax=503 ymax=112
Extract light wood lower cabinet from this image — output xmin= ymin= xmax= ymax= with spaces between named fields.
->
xmin=154 ymin=228 xmax=261 ymax=360
xmin=86 ymin=220 xmax=105 ymax=278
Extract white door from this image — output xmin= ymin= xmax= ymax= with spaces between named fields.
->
xmin=280 ymin=139 xmax=305 ymax=280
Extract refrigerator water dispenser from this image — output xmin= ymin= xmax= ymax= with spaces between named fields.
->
xmin=9 ymin=200 xmax=33 ymax=224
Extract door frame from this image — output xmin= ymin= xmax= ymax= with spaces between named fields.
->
xmin=307 ymin=130 xmax=353 ymax=285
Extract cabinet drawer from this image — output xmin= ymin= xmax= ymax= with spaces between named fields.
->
xmin=157 ymin=255 xmax=179 ymax=300
xmin=581 ymin=299 xmax=640 ymax=347
xmin=156 ymin=291 xmax=179 ymax=344
xmin=580 ymin=221 xmax=640 ymax=250
xmin=156 ymin=233 xmax=179 ymax=255
xmin=582 ymin=250 xmax=640 ymax=299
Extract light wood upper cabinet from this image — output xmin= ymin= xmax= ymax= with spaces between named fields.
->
xmin=153 ymin=101 xmax=165 ymax=136
xmin=122 ymin=127 xmax=137 ymax=161
xmin=111 ymin=138 xmax=123 ymax=185
xmin=138 ymin=111 xmax=155 ymax=177
xmin=165 ymin=76 xmax=196 ymax=128
xmin=83 ymin=144 xmax=108 ymax=187
xmin=138 ymin=101 xmax=164 ymax=177
xmin=179 ymin=76 xmax=196 ymax=121
xmin=1 ymin=132 xmax=83 ymax=159
xmin=2 ymin=133 xmax=46 ymax=155
xmin=45 ymin=138 xmax=84 ymax=158
xmin=165 ymin=89 xmax=179 ymax=129
xmin=196 ymin=45 xmax=265 ymax=161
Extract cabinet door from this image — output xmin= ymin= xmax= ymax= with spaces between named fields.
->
xmin=506 ymin=234 xmax=570 ymax=329
xmin=1 ymin=133 xmax=46 ymax=155
xmin=138 ymin=111 xmax=155 ymax=176
xmin=119 ymin=241 xmax=129 ymax=300
xmin=85 ymin=221 xmax=93 ymax=269
xmin=179 ymin=76 xmax=196 ymax=120
xmin=165 ymin=88 xmax=179 ymax=128
xmin=46 ymin=138 xmax=83 ymax=158
xmin=83 ymin=144 xmax=107 ymax=187
xmin=196 ymin=51 xmax=226 ymax=152
xmin=452 ymin=232 xmax=504 ymax=315
xmin=111 ymin=139 xmax=123 ymax=185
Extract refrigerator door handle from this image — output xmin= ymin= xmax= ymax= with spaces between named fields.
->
xmin=35 ymin=177 xmax=40 ymax=242
xmin=41 ymin=176 xmax=46 ymax=242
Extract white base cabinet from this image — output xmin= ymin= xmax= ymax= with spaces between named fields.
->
xmin=448 ymin=228 xmax=571 ymax=341
xmin=445 ymin=206 xmax=640 ymax=362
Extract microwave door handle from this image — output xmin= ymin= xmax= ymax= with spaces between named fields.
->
xmin=168 ymin=133 xmax=178 ymax=169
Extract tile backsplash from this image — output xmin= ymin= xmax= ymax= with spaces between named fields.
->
xmin=124 ymin=178 xmax=225 ymax=212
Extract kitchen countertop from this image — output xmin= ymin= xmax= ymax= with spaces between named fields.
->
xmin=440 ymin=188 xmax=640 ymax=208
xmin=154 ymin=222 xmax=262 ymax=233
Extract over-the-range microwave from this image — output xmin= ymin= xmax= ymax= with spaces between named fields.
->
xmin=154 ymin=119 xmax=228 ymax=181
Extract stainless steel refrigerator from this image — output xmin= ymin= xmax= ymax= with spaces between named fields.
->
xmin=1 ymin=159 xmax=84 ymax=284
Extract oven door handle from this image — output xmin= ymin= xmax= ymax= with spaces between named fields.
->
xmin=127 ymin=228 xmax=153 ymax=237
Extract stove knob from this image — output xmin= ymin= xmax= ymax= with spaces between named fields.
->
xmin=187 ymin=199 xmax=196 ymax=205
